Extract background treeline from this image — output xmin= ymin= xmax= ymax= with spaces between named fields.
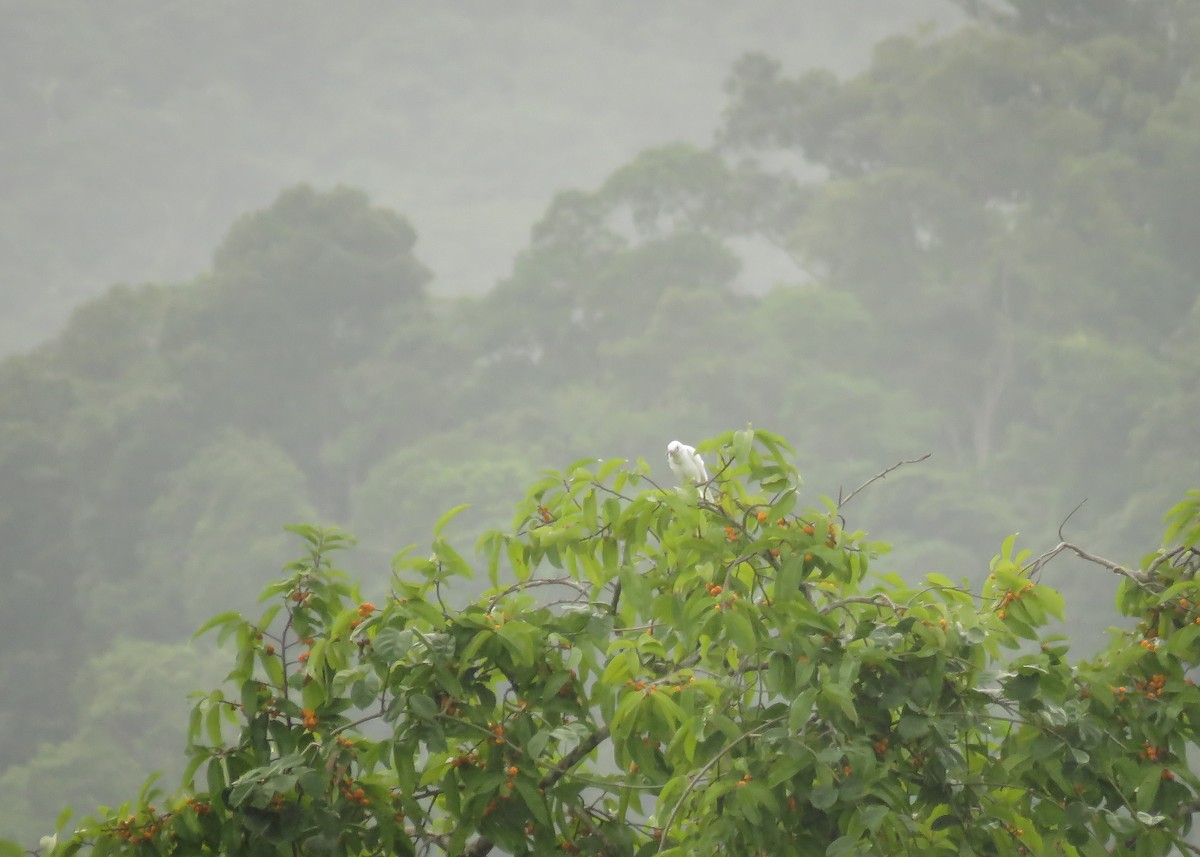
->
xmin=2 ymin=0 xmax=1199 ymax=844
xmin=0 ymin=0 xmax=944 ymax=355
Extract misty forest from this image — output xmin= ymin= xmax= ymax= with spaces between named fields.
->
xmin=2 ymin=1 xmax=1199 ymax=855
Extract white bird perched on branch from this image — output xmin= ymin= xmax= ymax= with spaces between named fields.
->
xmin=667 ymin=440 xmax=713 ymax=501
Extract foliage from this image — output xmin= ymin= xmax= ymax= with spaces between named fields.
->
xmin=23 ymin=432 xmax=1200 ymax=857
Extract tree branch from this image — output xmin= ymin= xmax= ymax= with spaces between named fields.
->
xmin=656 ymin=715 xmax=788 ymax=852
xmin=838 ymin=454 xmax=931 ymax=509
xmin=1023 ymin=541 xmax=1153 ymax=590
xmin=537 ymin=725 xmax=611 ymax=790
xmin=458 ymin=725 xmax=612 ymax=857
xmin=819 ymin=593 xmax=901 ymax=616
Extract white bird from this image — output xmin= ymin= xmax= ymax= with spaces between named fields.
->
xmin=667 ymin=440 xmax=713 ymax=500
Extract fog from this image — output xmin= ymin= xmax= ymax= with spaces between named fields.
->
xmin=1 ymin=0 xmax=948 ymax=355
xmin=2 ymin=0 xmax=1198 ymax=848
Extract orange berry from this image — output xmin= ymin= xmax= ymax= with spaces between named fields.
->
xmin=802 ymin=524 xmax=815 ymax=536
xmin=298 ymin=651 xmax=310 ymax=664
xmin=507 ymin=766 xmax=519 ymax=777
xmin=357 ymin=602 xmax=376 ymax=617
xmin=756 ymin=510 xmax=768 ymax=523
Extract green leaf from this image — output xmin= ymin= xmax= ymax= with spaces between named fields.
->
xmin=788 ymin=688 xmax=817 ymax=732
xmin=766 ymin=752 xmax=807 ymax=788
xmin=609 ymin=689 xmax=646 ymax=742
xmin=432 ymin=537 xmax=473 ymax=578
xmin=433 ymin=504 xmax=471 ymax=538
xmin=820 ymin=682 xmax=858 ymax=724
xmin=409 ymin=693 xmax=439 ymax=722
xmin=496 ymin=620 xmax=536 ymax=664
xmin=897 ymin=712 xmax=930 ymax=740
xmin=206 ymin=758 xmax=227 ymax=804
xmin=193 ymin=610 xmax=243 ymax=640
xmin=810 ymin=784 xmax=838 ymax=809
xmin=205 ymin=694 xmax=224 ymax=745
xmin=514 ymin=777 xmax=553 ymax=827
xmin=1031 ymin=585 xmax=1065 ymax=620
xmin=826 ymin=835 xmax=858 ymax=857
xmin=733 ymin=428 xmax=754 ymax=463
xmin=1135 ymin=765 xmax=1162 ymax=813
xmin=723 ymin=607 xmax=757 ymax=652
xmin=373 ymin=627 xmax=412 ymax=663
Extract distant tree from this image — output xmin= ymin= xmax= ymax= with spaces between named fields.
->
xmin=77 ymin=430 xmax=320 ymax=644
xmin=718 ymin=4 xmax=1200 ymax=472
xmin=0 ymin=642 xmax=221 ymax=847
xmin=19 ymin=431 xmax=1199 ymax=857
xmin=163 ymin=185 xmax=433 ymax=487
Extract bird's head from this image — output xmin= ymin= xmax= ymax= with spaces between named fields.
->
xmin=666 ymin=440 xmax=683 ymax=459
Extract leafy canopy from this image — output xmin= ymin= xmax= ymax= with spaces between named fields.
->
xmin=22 ymin=431 xmax=1200 ymax=857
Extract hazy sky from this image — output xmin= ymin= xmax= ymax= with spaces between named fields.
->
xmin=1 ymin=1 xmax=951 ymax=355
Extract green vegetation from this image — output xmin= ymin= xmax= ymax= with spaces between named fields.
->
xmin=1 ymin=0 xmax=1198 ymax=848
xmin=18 ymin=433 xmax=1200 ymax=856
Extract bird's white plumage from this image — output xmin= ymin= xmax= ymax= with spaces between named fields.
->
xmin=667 ymin=440 xmax=712 ymax=499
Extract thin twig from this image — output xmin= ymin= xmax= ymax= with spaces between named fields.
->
xmin=820 ymin=593 xmax=901 ymax=616
xmin=838 ymin=453 xmax=932 ymax=509
xmin=656 ymin=714 xmax=788 ymax=852
xmin=1057 ymin=499 xmax=1088 ymax=542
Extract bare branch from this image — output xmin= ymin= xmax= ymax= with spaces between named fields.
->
xmin=1057 ymin=499 xmax=1088 ymax=542
xmin=538 ymin=725 xmax=611 ymax=790
xmin=1146 ymin=545 xmax=1189 ymax=578
xmin=838 ymin=453 xmax=932 ymax=509
xmin=1024 ymin=542 xmax=1153 ymax=591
